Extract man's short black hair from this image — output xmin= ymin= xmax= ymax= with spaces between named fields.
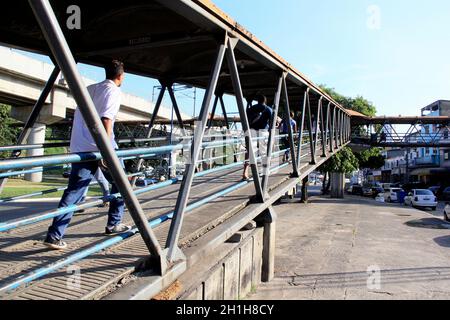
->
xmin=105 ymin=60 xmax=124 ymax=80
xmin=256 ymin=94 xmax=267 ymax=105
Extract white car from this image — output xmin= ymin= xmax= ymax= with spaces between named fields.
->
xmin=444 ymin=203 xmax=450 ymax=222
xmin=375 ymin=193 xmax=385 ymax=203
xmin=404 ymin=189 xmax=438 ymax=211
xmin=384 ymin=188 xmax=404 ymax=203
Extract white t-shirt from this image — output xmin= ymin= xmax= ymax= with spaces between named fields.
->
xmin=70 ymin=80 xmax=121 ymax=153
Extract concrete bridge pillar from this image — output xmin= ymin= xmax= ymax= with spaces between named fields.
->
xmin=24 ymin=123 xmax=46 ymax=183
xmin=256 ymin=207 xmax=277 ymax=283
xmin=301 ymin=176 xmax=309 ymax=203
xmin=330 ymin=172 xmax=345 ymax=198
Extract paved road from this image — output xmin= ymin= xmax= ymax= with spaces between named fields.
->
xmin=248 ymin=192 xmax=450 ymax=300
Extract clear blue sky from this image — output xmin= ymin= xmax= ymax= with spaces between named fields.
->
xmin=13 ymin=0 xmax=450 ymax=117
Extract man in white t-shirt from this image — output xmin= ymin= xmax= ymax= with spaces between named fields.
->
xmin=44 ymin=60 xmax=131 ymax=250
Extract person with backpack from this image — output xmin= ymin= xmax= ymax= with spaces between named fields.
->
xmin=242 ymin=95 xmax=273 ymax=181
xmin=280 ymin=111 xmax=297 ymax=162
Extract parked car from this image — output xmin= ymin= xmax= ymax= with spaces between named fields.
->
xmin=371 ymin=187 xmax=384 ymax=198
xmin=351 ymin=185 xmax=364 ymax=196
xmin=382 ymin=183 xmax=392 ymax=191
xmin=444 ymin=203 xmax=450 ymax=222
xmin=429 ymin=186 xmax=441 ymax=196
xmin=384 ymin=188 xmax=404 ymax=203
xmin=404 ymin=189 xmax=437 ymax=210
xmin=363 ymin=186 xmax=373 ymax=197
xmin=375 ymin=193 xmax=385 ymax=202
xmin=442 ymin=187 xmax=450 ymax=201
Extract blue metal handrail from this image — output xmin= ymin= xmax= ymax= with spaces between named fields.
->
xmin=0 ymin=148 xmax=291 ymax=232
xmin=0 ymin=160 xmax=290 ymax=294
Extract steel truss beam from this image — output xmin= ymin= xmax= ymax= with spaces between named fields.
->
xmin=313 ymin=97 xmax=323 ymax=160
xmin=305 ymin=90 xmax=316 ymax=164
xmin=165 ymin=36 xmax=228 ymax=263
xmin=261 ymin=74 xmax=284 ymax=194
xmin=281 ymin=76 xmax=299 ymax=177
xmin=296 ymin=88 xmax=308 ymax=170
xmin=29 ymin=0 xmax=167 ymax=274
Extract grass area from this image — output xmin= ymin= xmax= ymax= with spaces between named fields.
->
xmin=1 ymin=176 xmax=103 ymax=199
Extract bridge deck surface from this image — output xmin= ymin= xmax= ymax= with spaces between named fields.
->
xmin=0 ymin=152 xmax=314 ymax=300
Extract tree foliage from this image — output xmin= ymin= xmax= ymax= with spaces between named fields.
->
xmin=0 ymin=104 xmax=20 ymax=158
xmin=355 ymin=148 xmax=385 ymax=170
xmin=320 ymin=85 xmax=377 ymax=117
xmin=319 ymin=147 xmax=359 ymax=174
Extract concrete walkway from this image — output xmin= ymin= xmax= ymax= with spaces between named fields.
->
xmin=248 ymin=191 xmax=450 ymax=300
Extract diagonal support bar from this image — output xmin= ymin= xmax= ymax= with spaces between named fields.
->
xmin=207 ymin=95 xmax=220 ymax=129
xmin=305 ymin=92 xmax=316 ymax=164
xmin=167 ymin=84 xmax=187 ymax=136
xmin=165 ymin=40 xmax=227 ymax=262
xmin=281 ymin=77 xmax=299 ymax=177
xmin=296 ymin=88 xmax=309 ymax=170
xmin=261 ymin=74 xmax=284 ymax=194
xmin=313 ymin=97 xmax=323 ymax=159
xmin=226 ymin=37 xmax=265 ymax=201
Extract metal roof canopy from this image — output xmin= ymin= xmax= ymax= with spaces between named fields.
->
xmin=0 ymin=0 xmax=346 ymax=113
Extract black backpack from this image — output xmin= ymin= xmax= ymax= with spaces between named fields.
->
xmin=247 ymin=106 xmax=263 ymax=130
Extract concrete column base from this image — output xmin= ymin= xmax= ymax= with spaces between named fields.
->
xmin=330 ymin=172 xmax=345 ymax=199
xmin=256 ymin=206 xmax=277 ymax=283
xmin=25 ymin=123 xmax=46 ymax=182
xmin=301 ymin=176 xmax=309 ymax=203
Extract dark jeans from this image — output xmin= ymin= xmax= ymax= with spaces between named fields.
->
xmin=46 ymin=161 xmax=125 ymax=241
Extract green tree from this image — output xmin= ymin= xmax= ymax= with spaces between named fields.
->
xmin=319 ymin=147 xmax=359 ymax=193
xmin=320 ymin=85 xmax=377 ymax=117
xmin=356 ymin=148 xmax=385 ymax=170
xmin=0 ymin=104 xmax=20 ymax=158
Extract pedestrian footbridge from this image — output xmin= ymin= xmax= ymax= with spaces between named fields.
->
xmin=0 ymin=0 xmax=447 ymax=300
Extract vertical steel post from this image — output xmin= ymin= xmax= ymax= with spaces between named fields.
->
xmin=0 ymin=66 xmax=60 ymax=194
xmin=165 ymin=40 xmax=227 ymax=262
xmin=261 ymin=74 xmax=283 ymax=194
xmin=324 ymin=102 xmax=331 ymax=155
xmin=226 ymin=37 xmax=265 ymax=201
xmin=131 ymin=85 xmax=166 ymax=187
xmin=320 ymin=99 xmax=327 ymax=157
xmin=332 ymin=107 xmax=338 ymax=150
xmin=328 ymin=104 xmax=334 ymax=153
xmin=281 ymin=77 xmax=299 ymax=177
xmin=296 ymin=88 xmax=309 ymax=170
xmin=29 ymin=0 xmax=166 ymax=274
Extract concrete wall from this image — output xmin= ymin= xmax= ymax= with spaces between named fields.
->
xmin=178 ymin=227 xmax=264 ymax=300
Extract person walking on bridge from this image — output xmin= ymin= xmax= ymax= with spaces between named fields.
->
xmin=44 ymin=60 xmax=131 ymax=250
xmin=280 ymin=111 xmax=297 ymax=163
xmin=242 ymin=94 xmax=273 ymax=181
